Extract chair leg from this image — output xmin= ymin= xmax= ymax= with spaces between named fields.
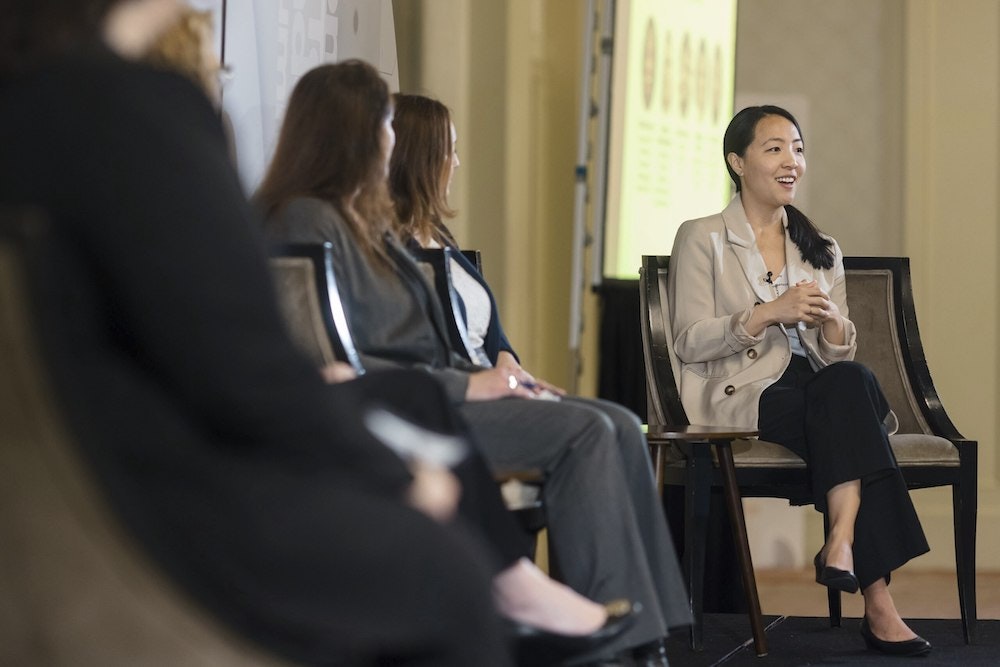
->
xmin=826 ymin=588 xmax=842 ymax=627
xmin=822 ymin=514 xmax=842 ymax=627
xmin=714 ymin=440 xmax=768 ymax=657
xmin=650 ymin=440 xmax=665 ymax=496
xmin=954 ymin=447 xmax=978 ymax=644
xmin=684 ymin=446 xmax=713 ymax=652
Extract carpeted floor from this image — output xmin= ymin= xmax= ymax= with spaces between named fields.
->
xmin=666 ymin=614 xmax=998 ymax=666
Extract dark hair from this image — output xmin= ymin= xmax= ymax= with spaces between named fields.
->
xmin=0 ymin=0 xmax=119 ymax=79
xmin=255 ymin=60 xmax=395 ymax=264
xmin=723 ymin=105 xmax=834 ymax=270
xmin=389 ymin=94 xmax=457 ymax=247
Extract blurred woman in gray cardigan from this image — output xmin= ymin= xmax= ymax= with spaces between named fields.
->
xmin=258 ymin=61 xmax=691 ymax=667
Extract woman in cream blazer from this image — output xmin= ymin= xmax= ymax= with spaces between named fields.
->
xmin=668 ymin=193 xmax=856 ymax=428
xmin=668 ymin=105 xmax=932 ymax=658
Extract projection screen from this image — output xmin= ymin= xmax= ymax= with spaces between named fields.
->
xmin=601 ymin=0 xmax=738 ymax=280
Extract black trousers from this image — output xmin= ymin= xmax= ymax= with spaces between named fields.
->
xmin=758 ymin=356 xmax=929 ymax=589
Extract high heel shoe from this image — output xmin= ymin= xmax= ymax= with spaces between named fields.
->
xmin=813 ymin=550 xmax=859 ymax=594
xmin=860 ymin=617 xmax=932 ymax=656
xmin=509 ymin=599 xmax=639 ymax=667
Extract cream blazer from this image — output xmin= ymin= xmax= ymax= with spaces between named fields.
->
xmin=666 ymin=194 xmax=857 ymax=428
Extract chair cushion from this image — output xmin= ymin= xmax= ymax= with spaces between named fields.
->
xmin=889 ymin=433 xmax=960 ymax=466
xmin=662 ymin=434 xmax=959 ymax=468
xmin=663 ymin=438 xmax=805 ymax=468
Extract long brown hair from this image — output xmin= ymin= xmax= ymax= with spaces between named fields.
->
xmin=388 ymin=93 xmax=457 ymax=246
xmin=255 ymin=60 xmax=395 ymax=262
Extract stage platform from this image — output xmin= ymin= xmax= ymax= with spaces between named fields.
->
xmin=665 ymin=614 xmax=998 ymax=666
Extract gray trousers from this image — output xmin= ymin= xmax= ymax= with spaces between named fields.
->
xmin=459 ymin=396 xmax=691 ymax=659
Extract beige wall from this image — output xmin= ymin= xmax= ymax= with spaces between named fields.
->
xmin=394 ymin=0 xmax=587 ymax=389
xmin=397 ymin=0 xmax=1000 ymax=572
xmin=899 ymin=0 xmax=1000 ymax=571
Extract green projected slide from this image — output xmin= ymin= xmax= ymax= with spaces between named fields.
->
xmin=603 ymin=0 xmax=738 ymax=280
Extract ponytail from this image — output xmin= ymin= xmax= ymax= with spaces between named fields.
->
xmin=785 ymin=204 xmax=834 ymax=270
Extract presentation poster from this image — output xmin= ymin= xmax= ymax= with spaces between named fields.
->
xmin=603 ymin=0 xmax=738 ymax=280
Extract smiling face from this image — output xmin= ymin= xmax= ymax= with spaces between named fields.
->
xmin=727 ymin=114 xmax=805 ymax=211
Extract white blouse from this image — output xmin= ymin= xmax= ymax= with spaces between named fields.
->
xmin=765 ymin=267 xmax=808 ymax=358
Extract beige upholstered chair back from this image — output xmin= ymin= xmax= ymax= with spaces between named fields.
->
xmin=269 ymin=244 xmax=366 ymax=375
xmin=0 ymin=211 xmax=290 ymax=666
xmin=269 ymin=256 xmax=338 ymax=367
xmin=844 ymin=268 xmax=929 ymax=435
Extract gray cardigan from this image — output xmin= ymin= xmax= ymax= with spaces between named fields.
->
xmin=264 ymin=197 xmax=478 ymax=403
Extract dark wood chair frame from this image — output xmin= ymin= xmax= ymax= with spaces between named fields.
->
xmin=269 ymin=242 xmax=365 ymax=375
xmin=410 ymin=246 xmax=484 ymax=365
xmin=640 ymin=254 xmax=978 ymax=653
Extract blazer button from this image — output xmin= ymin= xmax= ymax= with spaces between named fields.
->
xmin=724 ymin=385 xmax=736 ymax=396
xmin=746 ymin=349 xmax=758 ymax=360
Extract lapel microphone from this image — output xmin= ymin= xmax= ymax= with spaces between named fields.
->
xmin=764 ymin=271 xmax=773 ymax=285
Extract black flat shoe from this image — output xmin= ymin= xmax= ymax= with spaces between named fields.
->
xmin=860 ymin=617 xmax=932 ymax=657
xmin=510 ymin=599 xmax=639 ymax=667
xmin=814 ymin=550 xmax=859 ymax=594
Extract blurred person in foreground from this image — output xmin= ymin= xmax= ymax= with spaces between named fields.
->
xmin=143 ymin=5 xmax=221 ymax=104
xmin=0 ymin=0 xmax=514 ymax=664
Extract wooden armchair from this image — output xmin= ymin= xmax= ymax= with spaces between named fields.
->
xmin=410 ymin=246 xmax=487 ymax=366
xmin=640 ymin=255 xmax=977 ymax=651
xmin=268 ymin=242 xmax=365 ymax=375
xmin=0 ymin=208 xmax=290 ymax=666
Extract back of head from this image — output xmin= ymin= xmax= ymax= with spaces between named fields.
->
xmin=0 ymin=0 xmax=118 ymax=79
xmin=143 ymin=8 xmax=218 ymax=102
xmin=389 ymin=94 xmax=455 ymax=243
xmin=256 ymin=60 xmax=390 ymax=218
xmin=256 ymin=60 xmax=396 ymax=263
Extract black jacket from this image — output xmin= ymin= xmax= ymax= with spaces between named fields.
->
xmin=0 ymin=47 xmax=505 ymax=665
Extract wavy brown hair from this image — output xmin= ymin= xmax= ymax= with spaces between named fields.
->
xmin=255 ymin=60 xmax=396 ymax=264
xmin=388 ymin=93 xmax=457 ymax=246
